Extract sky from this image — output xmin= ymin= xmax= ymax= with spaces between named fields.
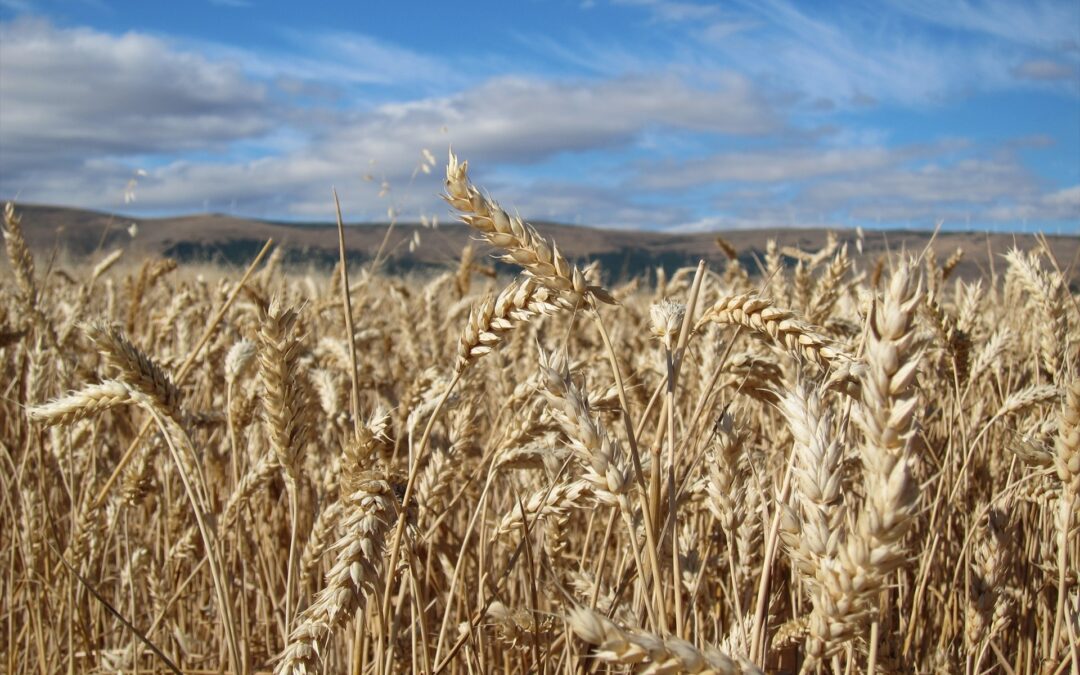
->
xmin=0 ymin=0 xmax=1078 ymax=233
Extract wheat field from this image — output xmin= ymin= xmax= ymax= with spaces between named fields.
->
xmin=1 ymin=155 xmax=1078 ymax=674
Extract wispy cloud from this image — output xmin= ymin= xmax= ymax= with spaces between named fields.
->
xmin=887 ymin=0 xmax=1080 ymax=50
xmin=709 ymin=1 xmax=1019 ymax=107
xmin=177 ymin=30 xmax=467 ymax=97
xmin=1013 ymin=59 xmax=1078 ymax=82
xmin=613 ymin=0 xmax=722 ymax=23
xmin=0 ymin=0 xmax=36 ymax=12
xmin=598 ymin=0 xmax=1079 ymax=106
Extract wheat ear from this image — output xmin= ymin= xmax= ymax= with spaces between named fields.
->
xmin=777 ymin=384 xmax=845 ymax=584
xmin=456 ymin=275 xmax=560 ymax=373
xmin=494 ymin=479 xmax=593 ymax=538
xmin=85 ymin=321 xmax=182 ymax=417
xmin=274 ymin=475 xmax=397 ymax=675
xmin=804 ymin=263 xmax=922 ymax=667
xmin=2 ymin=203 xmax=57 ymax=347
xmin=695 ymin=293 xmax=854 ymax=372
xmin=299 ymin=499 xmax=345 ymax=588
xmin=26 ymin=380 xmax=131 ymax=426
xmin=444 ymin=151 xmax=614 ymax=309
xmin=568 ymin=606 xmax=761 ymax=674
xmin=1005 ymin=248 xmax=1067 ymax=376
xmin=256 ymin=297 xmax=312 ymax=632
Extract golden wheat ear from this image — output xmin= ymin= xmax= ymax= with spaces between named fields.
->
xmin=444 ymin=151 xmax=615 ymax=309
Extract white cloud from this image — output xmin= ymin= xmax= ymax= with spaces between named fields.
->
xmin=428 ymin=73 xmax=777 ymax=153
xmin=640 ymin=145 xmax=1077 ymax=231
xmin=1044 ymin=184 xmax=1080 ymax=207
xmin=487 ymin=179 xmax=692 ymax=230
xmin=67 ymin=72 xmax=775 ymax=216
xmin=801 ymin=158 xmax=1035 ymax=208
xmin=795 ymin=157 xmax=1076 ymax=228
xmin=0 ymin=18 xmax=271 ymax=175
xmin=984 ymin=184 xmax=1080 ymax=222
xmin=638 ymin=146 xmax=897 ymax=188
xmin=0 ymin=12 xmax=780 ymax=218
xmin=672 ymin=211 xmax=841 ymax=232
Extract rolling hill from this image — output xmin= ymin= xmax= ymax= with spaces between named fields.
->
xmin=7 ymin=203 xmax=1079 ymax=284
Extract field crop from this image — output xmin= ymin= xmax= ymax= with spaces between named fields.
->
xmin=1 ymin=156 xmax=1078 ymax=674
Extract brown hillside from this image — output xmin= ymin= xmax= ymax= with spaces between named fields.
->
xmin=8 ymin=203 xmax=1079 ymax=284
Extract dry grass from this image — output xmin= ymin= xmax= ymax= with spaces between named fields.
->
xmin=2 ymin=156 xmax=1079 ymax=674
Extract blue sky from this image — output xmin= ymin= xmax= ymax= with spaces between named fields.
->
xmin=0 ymin=0 xmax=1077 ymax=233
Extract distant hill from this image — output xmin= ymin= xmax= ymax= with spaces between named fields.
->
xmin=7 ymin=203 xmax=1079 ymax=284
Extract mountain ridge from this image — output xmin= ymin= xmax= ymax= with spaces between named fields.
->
xmin=7 ymin=202 xmax=1078 ymax=283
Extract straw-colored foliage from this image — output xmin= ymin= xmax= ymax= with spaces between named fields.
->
xmin=2 ymin=156 xmax=1078 ymax=674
